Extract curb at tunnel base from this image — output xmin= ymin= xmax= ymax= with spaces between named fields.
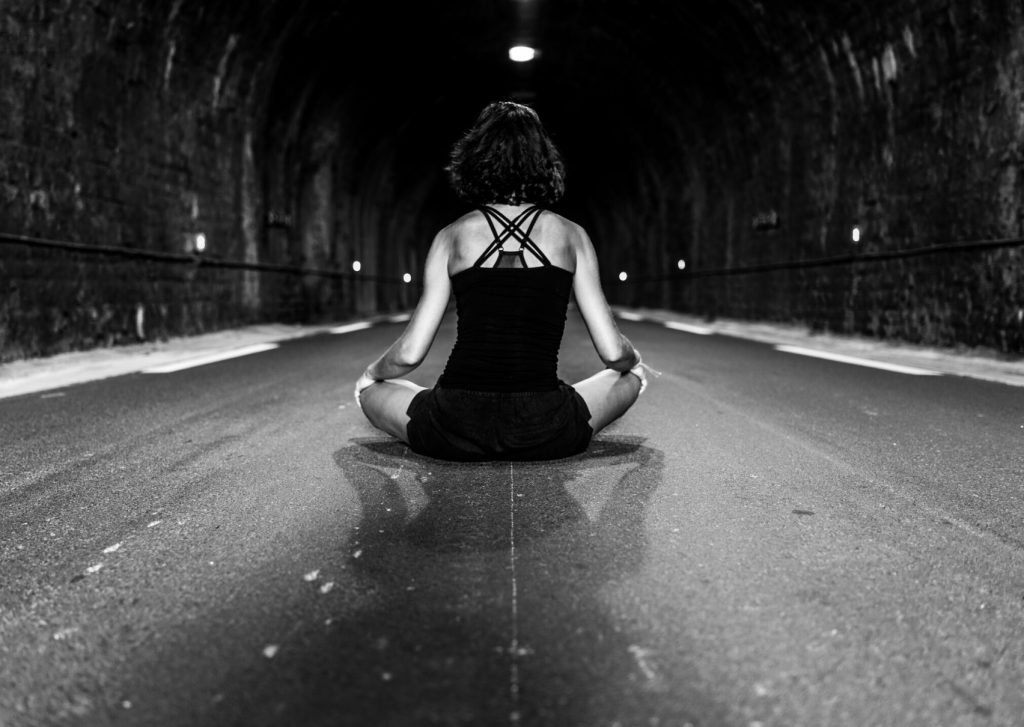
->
xmin=611 ymin=307 xmax=1024 ymax=389
xmin=1 ymin=308 xmax=1022 ymax=400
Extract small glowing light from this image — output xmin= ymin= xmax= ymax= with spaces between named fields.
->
xmin=195 ymin=233 xmax=206 ymax=252
xmin=677 ymin=258 xmax=686 ymax=270
xmin=402 ymin=273 xmax=412 ymax=283
xmin=618 ymin=271 xmax=628 ymax=282
xmin=851 ymin=226 xmax=861 ymax=243
xmin=509 ymin=46 xmax=536 ymax=62
xmin=352 ymin=260 xmax=362 ymax=272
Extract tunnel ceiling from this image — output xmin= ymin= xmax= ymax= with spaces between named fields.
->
xmin=237 ymin=0 xmax=803 ymax=223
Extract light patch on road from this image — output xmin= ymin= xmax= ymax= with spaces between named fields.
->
xmin=616 ymin=311 xmax=645 ymax=321
xmin=303 ymin=569 xmax=320 ymax=582
xmin=40 ymin=391 xmax=66 ymax=399
xmin=262 ymin=644 xmax=279 ymax=659
xmin=627 ymin=645 xmax=664 ymax=689
xmin=328 ymin=322 xmax=373 ymax=335
xmin=102 ymin=542 xmax=122 ymax=554
xmin=385 ymin=313 xmax=411 ymax=323
xmin=142 ymin=343 xmax=279 ymax=374
xmin=147 ymin=519 xmax=162 ymax=528
xmin=664 ymin=320 xmax=714 ymax=335
xmin=775 ymin=345 xmax=941 ymax=375
xmin=319 ymin=581 xmax=335 ymax=594
xmin=85 ymin=563 xmax=104 ymax=574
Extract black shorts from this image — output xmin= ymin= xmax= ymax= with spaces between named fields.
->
xmin=405 ymin=383 xmax=593 ymax=462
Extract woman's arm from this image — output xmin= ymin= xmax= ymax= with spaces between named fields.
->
xmin=362 ymin=229 xmax=453 ymax=381
xmin=570 ymin=225 xmax=640 ymax=372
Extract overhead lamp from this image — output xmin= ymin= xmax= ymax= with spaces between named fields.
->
xmin=618 ymin=271 xmax=628 ymax=282
xmin=509 ymin=46 xmax=537 ymax=62
xmin=352 ymin=260 xmax=362 ymax=272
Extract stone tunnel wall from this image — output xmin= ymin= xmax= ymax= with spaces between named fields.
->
xmin=0 ymin=1 xmax=418 ymax=363
xmin=3 ymin=0 xmax=1024 ymax=362
xmin=617 ymin=0 xmax=1024 ymax=354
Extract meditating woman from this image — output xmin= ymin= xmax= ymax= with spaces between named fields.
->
xmin=355 ymin=101 xmax=649 ymax=461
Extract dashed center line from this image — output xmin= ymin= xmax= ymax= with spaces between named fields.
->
xmin=508 ymin=461 xmax=522 ymax=725
xmin=774 ymin=344 xmax=941 ymax=376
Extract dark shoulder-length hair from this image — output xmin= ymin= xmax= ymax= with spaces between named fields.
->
xmin=446 ymin=101 xmax=565 ymax=206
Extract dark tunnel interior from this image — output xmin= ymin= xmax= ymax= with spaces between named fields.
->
xmin=1 ymin=0 xmax=1023 ymax=359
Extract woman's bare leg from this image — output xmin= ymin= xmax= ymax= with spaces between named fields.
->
xmin=572 ymin=369 xmax=642 ymax=434
xmin=358 ymin=379 xmax=426 ymax=443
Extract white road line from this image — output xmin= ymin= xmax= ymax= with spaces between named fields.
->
xmin=616 ymin=311 xmax=645 ymax=321
xmin=328 ymin=322 xmax=374 ymax=335
xmin=664 ymin=320 xmax=714 ymax=335
xmin=508 ymin=461 xmax=522 ymax=726
xmin=775 ymin=345 xmax=941 ymax=376
xmin=141 ymin=343 xmax=279 ymax=374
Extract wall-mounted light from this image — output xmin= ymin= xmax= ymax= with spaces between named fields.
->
xmin=851 ymin=226 xmax=861 ymax=243
xmin=677 ymin=259 xmax=686 ymax=270
xmin=618 ymin=271 xmax=628 ymax=282
xmin=509 ymin=45 xmax=537 ymax=62
xmin=185 ymin=232 xmax=208 ymax=254
xmin=352 ymin=260 xmax=362 ymax=272
xmin=402 ymin=273 xmax=412 ymax=283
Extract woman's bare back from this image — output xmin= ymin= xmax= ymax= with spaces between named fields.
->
xmin=446 ymin=205 xmax=579 ymax=276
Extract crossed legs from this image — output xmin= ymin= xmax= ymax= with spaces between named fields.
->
xmin=357 ymin=369 xmax=642 ymax=445
xmin=571 ymin=368 xmax=642 ymax=433
xmin=358 ymin=379 xmax=425 ymax=444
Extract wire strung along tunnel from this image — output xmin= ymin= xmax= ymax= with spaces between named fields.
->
xmin=2 ymin=2 xmax=1024 ymax=727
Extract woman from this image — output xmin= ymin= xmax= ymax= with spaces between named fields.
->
xmin=355 ymin=101 xmax=649 ymax=461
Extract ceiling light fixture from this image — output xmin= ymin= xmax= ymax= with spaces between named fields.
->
xmin=509 ymin=46 xmax=537 ymax=62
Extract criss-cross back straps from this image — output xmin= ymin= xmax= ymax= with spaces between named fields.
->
xmin=472 ymin=205 xmax=550 ymax=268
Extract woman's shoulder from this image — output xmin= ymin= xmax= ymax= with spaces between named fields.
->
xmin=444 ymin=207 xmax=583 ymax=236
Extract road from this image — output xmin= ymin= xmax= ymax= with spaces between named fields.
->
xmin=1 ymin=312 xmax=1022 ymax=726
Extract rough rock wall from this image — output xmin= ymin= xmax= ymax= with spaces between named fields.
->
xmin=664 ymin=0 xmax=1024 ymax=353
xmin=0 ymin=0 xmax=417 ymax=362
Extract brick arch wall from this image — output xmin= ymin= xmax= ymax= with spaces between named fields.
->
xmin=2 ymin=0 xmax=1023 ymax=360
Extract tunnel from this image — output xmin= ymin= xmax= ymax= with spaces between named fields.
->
xmin=2 ymin=0 xmax=1023 ymax=361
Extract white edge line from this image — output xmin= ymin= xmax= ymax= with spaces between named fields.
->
xmin=328 ymin=322 xmax=374 ymax=335
xmin=142 ymin=343 xmax=280 ymax=374
xmin=775 ymin=345 xmax=941 ymax=376
xmin=664 ymin=321 xmax=714 ymax=336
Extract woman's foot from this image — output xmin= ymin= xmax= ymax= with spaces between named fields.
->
xmin=629 ymin=354 xmax=648 ymax=394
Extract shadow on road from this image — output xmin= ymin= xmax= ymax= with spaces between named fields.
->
xmin=222 ymin=435 xmax=710 ymax=726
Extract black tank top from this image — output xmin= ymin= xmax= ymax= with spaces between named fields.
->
xmin=438 ymin=206 xmax=573 ymax=392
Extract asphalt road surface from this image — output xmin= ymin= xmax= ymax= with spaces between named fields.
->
xmin=1 ymin=312 xmax=1022 ymax=726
